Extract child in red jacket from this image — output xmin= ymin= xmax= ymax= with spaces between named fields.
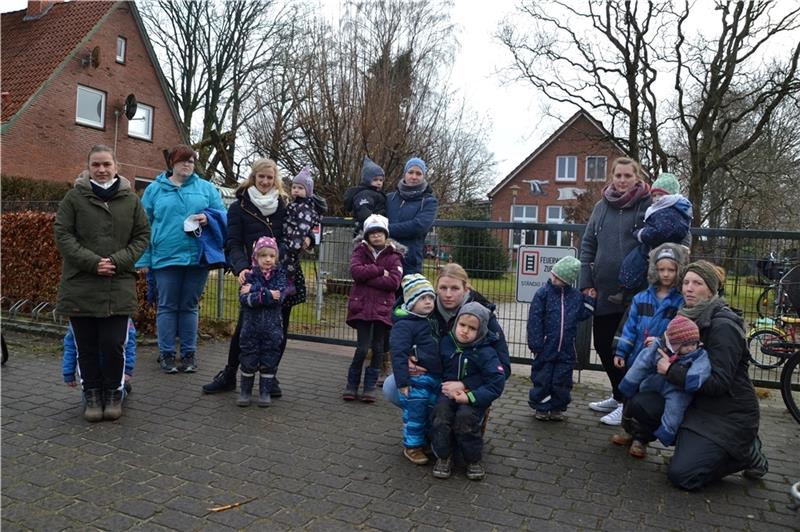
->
xmin=344 ymin=214 xmax=404 ymax=402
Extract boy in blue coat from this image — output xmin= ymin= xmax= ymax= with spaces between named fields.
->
xmin=610 ymin=173 xmax=693 ymax=304
xmin=63 ymin=319 xmax=136 ymax=394
xmin=528 ymin=256 xmax=595 ymax=421
xmin=238 ymin=237 xmax=288 ymax=407
xmin=390 ymin=274 xmax=442 ymax=466
xmin=431 ymin=302 xmax=505 ymax=480
xmin=619 ymin=316 xmax=711 ymax=453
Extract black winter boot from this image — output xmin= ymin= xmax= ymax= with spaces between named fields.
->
xmin=202 ymin=366 xmax=237 ymax=394
xmin=258 ymin=374 xmax=273 ymax=408
xmin=103 ymin=389 xmax=124 ymax=421
xmin=83 ymin=389 xmax=104 ymax=422
xmin=237 ymin=373 xmax=255 ymax=407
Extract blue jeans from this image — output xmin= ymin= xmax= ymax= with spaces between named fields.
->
xmin=153 ymin=266 xmax=209 ymax=356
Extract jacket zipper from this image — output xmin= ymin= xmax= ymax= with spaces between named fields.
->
xmin=558 ymin=288 xmax=565 ymax=352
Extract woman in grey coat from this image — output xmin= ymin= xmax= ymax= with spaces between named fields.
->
xmin=579 ymin=157 xmax=651 ymax=426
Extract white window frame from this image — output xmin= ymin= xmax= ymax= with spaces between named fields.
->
xmin=75 ymin=85 xmax=106 ymax=128
xmin=116 ymin=36 xmax=127 ymax=63
xmin=546 ymin=205 xmax=566 ymax=247
xmin=585 ymin=155 xmax=608 ymax=181
xmin=510 ymin=204 xmax=538 ymax=248
xmin=555 ymin=155 xmax=577 ymax=182
xmin=127 ymin=103 xmax=153 ymax=141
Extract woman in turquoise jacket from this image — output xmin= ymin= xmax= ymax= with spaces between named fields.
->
xmin=135 ymin=145 xmax=226 ymax=374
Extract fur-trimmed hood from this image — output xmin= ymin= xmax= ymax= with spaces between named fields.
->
xmin=647 ymin=242 xmax=690 ymax=285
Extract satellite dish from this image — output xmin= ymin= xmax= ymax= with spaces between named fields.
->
xmin=123 ymin=94 xmax=138 ymax=120
xmin=90 ymin=46 xmax=101 ymax=68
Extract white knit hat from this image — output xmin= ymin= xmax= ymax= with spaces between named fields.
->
xmin=363 ymin=214 xmax=389 ymax=237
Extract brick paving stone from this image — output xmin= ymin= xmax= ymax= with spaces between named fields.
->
xmin=3 ymin=330 xmax=799 ymax=530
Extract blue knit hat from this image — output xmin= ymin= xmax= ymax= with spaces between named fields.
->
xmin=361 ymin=156 xmax=385 ymax=186
xmin=403 ymin=157 xmax=427 ymax=177
xmin=292 ymin=165 xmax=313 ymax=197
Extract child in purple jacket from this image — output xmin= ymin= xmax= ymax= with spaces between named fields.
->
xmin=343 ymin=214 xmax=404 ymax=402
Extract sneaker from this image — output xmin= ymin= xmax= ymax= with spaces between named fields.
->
xmin=600 ymin=405 xmax=623 ymax=426
xmin=160 ymin=354 xmax=178 ymax=374
xmin=628 ymin=440 xmax=647 ymax=458
xmin=202 ymin=367 xmax=236 ymax=394
xmin=103 ymin=389 xmax=124 ymax=421
xmin=534 ymin=410 xmax=550 ymax=421
xmin=742 ymin=436 xmax=769 ymax=479
xmin=83 ymin=389 xmax=104 ymax=422
xmin=549 ymin=410 xmax=565 ymax=422
xmin=589 ymin=397 xmax=620 ymax=413
xmin=180 ymin=354 xmax=197 ymax=373
xmin=432 ymin=457 xmax=452 ymax=479
xmin=611 ymin=432 xmax=633 ymax=446
xmin=342 ymin=388 xmax=357 ymax=401
xmin=466 ymin=462 xmax=486 ymax=481
xmin=403 ymin=447 xmax=429 ymax=465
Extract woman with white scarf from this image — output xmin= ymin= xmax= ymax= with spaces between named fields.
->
xmin=202 ymin=158 xmax=294 ymax=396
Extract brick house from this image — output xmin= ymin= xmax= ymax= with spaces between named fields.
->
xmin=1 ymin=1 xmax=185 ymax=189
xmin=488 ymin=110 xmax=627 ymax=249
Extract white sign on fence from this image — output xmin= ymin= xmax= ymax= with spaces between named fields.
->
xmin=515 ymin=246 xmax=578 ymax=303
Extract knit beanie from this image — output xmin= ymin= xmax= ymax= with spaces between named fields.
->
xmin=403 ymin=157 xmax=428 ymax=177
xmin=454 ymin=301 xmax=491 ymax=344
xmin=681 ymin=260 xmax=721 ymax=296
xmin=361 ymin=156 xmax=385 ymax=186
xmin=402 ymin=273 xmax=435 ymax=312
xmin=665 ymin=315 xmax=700 ymax=351
xmin=551 ymin=256 xmax=581 ymax=287
xmin=252 ymin=236 xmax=279 ymax=266
xmin=292 ymin=166 xmax=313 ymax=197
xmin=363 ymin=214 xmax=389 ymax=237
xmin=651 ymin=173 xmax=680 ymax=196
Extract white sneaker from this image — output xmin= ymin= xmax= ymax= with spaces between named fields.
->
xmin=600 ymin=405 xmax=623 ymax=426
xmin=589 ymin=397 xmax=619 ymax=413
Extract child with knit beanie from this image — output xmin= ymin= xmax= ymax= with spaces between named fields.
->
xmin=527 ymin=256 xmax=596 ymax=421
xmin=238 ymin=237 xmax=288 ymax=407
xmin=389 ymin=273 xmax=443 ymax=465
xmin=343 ymin=156 xmax=387 ymax=235
xmin=610 ymin=172 xmax=693 ymax=305
xmin=284 ymin=166 xmax=327 ymax=284
xmin=343 ymin=214 xmax=404 ymax=402
xmin=617 ymin=315 xmax=711 ymax=456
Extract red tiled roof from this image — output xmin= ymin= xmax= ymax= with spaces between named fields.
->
xmin=1 ymin=1 xmax=114 ymax=122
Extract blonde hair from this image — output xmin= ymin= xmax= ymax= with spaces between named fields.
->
xmin=609 ymin=157 xmax=646 ymax=182
xmin=238 ymin=158 xmax=289 ymax=200
xmin=436 ymin=263 xmax=471 ymax=290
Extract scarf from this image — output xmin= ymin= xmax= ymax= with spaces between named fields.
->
xmin=678 ymin=295 xmax=720 ymax=321
xmin=396 ymin=178 xmax=429 ymax=201
xmin=247 ymin=187 xmax=279 ymax=217
xmin=90 ymin=177 xmax=120 ymax=201
xmin=602 ymin=180 xmax=650 ymax=209
xmin=435 ymin=290 xmax=471 ymax=325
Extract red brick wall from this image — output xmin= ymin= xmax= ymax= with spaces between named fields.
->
xmin=1 ymin=3 xmax=183 ymax=184
xmin=491 ymin=115 xmax=625 ymax=225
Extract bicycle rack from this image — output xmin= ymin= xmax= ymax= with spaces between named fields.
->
xmin=31 ymin=302 xmax=52 ymax=320
xmin=9 ymin=299 xmax=30 ymax=316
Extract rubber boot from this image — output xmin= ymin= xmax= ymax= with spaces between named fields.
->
xmin=343 ymin=366 xmax=361 ymax=400
xmin=258 ymin=373 xmax=273 ymax=407
xmin=103 ymin=389 xmax=124 ymax=421
xmin=83 ymin=389 xmax=104 ymax=422
xmin=362 ymin=366 xmax=380 ymax=403
xmin=237 ymin=373 xmax=255 ymax=407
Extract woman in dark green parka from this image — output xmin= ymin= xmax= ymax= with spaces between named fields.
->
xmin=54 ymin=145 xmax=150 ymax=422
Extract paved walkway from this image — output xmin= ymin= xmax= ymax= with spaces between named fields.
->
xmin=2 ymin=330 xmax=799 ymax=531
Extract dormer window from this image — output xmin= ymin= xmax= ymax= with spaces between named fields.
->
xmin=116 ymin=36 xmax=127 ymax=64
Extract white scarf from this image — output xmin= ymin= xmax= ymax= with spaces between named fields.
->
xmin=247 ymin=187 xmax=279 ymax=217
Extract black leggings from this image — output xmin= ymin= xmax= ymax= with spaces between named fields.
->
xmin=226 ymin=305 xmax=293 ymax=371
xmin=349 ymin=320 xmax=388 ymax=372
xmin=593 ymin=312 xmax=626 ymax=401
xmin=70 ymin=316 xmax=129 ymax=392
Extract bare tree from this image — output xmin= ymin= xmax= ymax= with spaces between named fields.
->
xmin=498 ymin=0 xmax=800 ymax=226
xmin=139 ymin=0 xmax=295 ymax=184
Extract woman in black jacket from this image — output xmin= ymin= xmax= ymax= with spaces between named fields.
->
xmin=621 ymin=261 xmax=767 ymax=490
xmin=202 ymin=158 xmax=301 ymax=396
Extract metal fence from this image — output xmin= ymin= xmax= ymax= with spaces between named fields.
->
xmin=198 ymin=217 xmax=800 ymax=389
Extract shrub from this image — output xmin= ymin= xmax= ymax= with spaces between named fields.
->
xmin=443 ymin=200 xmax=509 ymax=279
xmin=1 ymin=175 xmax=71 ymax=202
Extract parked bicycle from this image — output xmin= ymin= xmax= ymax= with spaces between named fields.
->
xmin=778 ymin=343 xmax=800 ymax=424
xmin=748 ymin=265 xmax=800 ymax=369
xmin=756 ymin=253 xmax=798 ymax=319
